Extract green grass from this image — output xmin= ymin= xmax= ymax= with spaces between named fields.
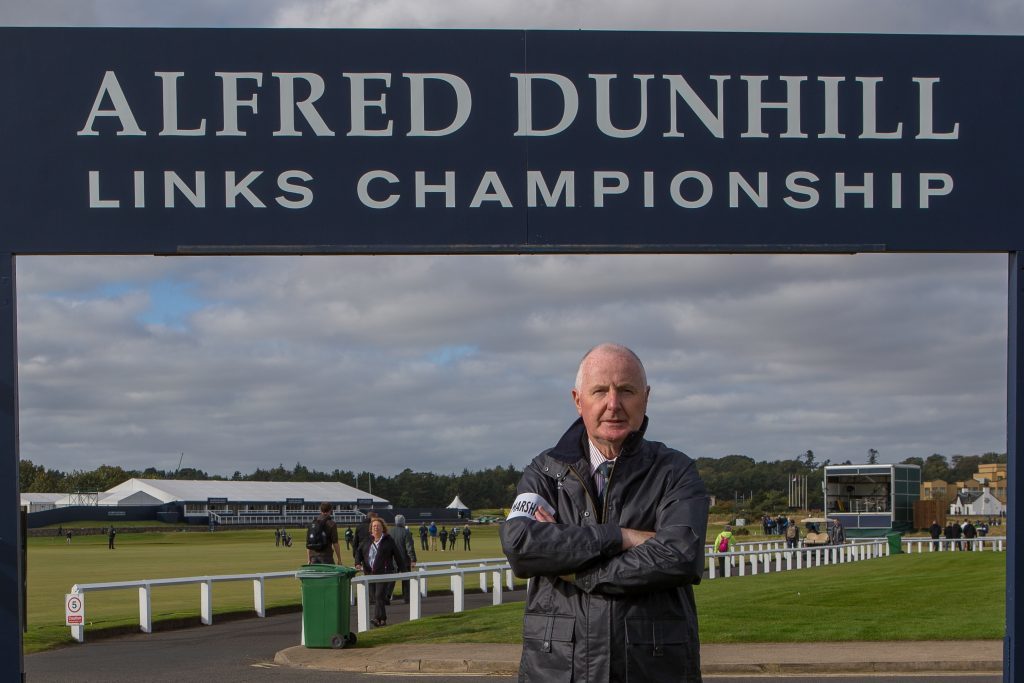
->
xmin=26 ymin=524 xmax=513 ymax=653
xmin=354 ymin=551 xmax=1006 ymax=647
xmin=694 ymin=552 xmax=1005 ymax=642
xmin=27 ymin=526 xmax=1006 ymax=653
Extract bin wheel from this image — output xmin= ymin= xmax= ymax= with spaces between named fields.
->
xmin=330 ymin=634 xmax=346 ymax=649
xmin=345 ymin=632 xmax=357 ymax=647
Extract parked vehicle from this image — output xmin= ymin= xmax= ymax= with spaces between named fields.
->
xmin=801 ymin=517 xmax=831 ymax=546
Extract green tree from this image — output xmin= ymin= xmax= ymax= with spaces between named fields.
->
xmin=921 ymin=453 xmax=950 ymax=482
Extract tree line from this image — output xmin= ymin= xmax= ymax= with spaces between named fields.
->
xmin=18 ymin=459 xmax=523 ymax=510
xmin=19 ymin=450 xmax=1005 ymax=513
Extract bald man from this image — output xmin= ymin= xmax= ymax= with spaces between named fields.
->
xmin=501 ymin=343 xmax=709 ymax=682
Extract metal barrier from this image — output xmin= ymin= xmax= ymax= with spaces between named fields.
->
xmin=66 ymin=557 xmax=516 ymax=642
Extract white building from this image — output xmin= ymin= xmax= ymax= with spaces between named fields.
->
xmin=949 ymin=487 xmax=1005 ymax=517
xmin=99 ymin=479 xmax=389 ymax=525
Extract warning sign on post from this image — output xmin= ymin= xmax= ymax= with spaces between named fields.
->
xmin=65 ymin=594 xmax=84 ymax=626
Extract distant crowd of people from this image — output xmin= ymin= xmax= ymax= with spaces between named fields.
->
xmin=929 ymin=518 xmax=997 ymax=550
xmin=761 ymin=514 xmax=794 ymax=536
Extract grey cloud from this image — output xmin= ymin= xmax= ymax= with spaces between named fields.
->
xmin=15 ymin=254 xmax=1007 ymax=476
xmin=271 ymin=0 xmax=1024 ymax=34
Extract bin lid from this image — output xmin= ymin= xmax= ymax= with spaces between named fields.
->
xmin=296 ymin=563 xmax=357 ymax=578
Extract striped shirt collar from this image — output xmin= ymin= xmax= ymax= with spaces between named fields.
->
xmin=588 ymin=439 xmax=617 ymax=475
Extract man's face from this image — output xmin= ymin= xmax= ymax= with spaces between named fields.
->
xmin=572 ymin=349 xmax=650 ymax=457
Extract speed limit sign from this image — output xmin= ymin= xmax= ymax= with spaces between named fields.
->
xmin=65 ymin=593 xmax=85 ymax=625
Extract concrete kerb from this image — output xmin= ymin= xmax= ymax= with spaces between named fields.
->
xmin=275 ymin=640 xmax=1003 ymax=676
xmin=275 ymin=643 xmax=520 ymax=675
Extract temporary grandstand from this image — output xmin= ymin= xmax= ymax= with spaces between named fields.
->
xmin=99 ymin=479 xmax=389 ymax=526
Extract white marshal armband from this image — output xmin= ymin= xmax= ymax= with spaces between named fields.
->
xmin=507 ymin=492 xmax=556 ymax=520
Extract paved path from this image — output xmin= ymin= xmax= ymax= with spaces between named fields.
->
xmin=280 ymin=639 xmax=1003 ymax=676
xmin=26 ymin=586 xmax=1004 ymax=680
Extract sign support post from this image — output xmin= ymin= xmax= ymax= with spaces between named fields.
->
xmin=1006 ymin=253 xmax=1023 ymax=683
xmin=0 ymin=256 xmax=22 ymax=681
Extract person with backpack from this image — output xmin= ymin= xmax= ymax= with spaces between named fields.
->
xmin=713 ymin=525 xmax=734 ymax=577
xmin=306 ymin=501 xmax=341 ymax=565
xmin=785 ymin=520 xmax=800 ymax=548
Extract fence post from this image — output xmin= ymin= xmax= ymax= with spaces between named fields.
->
xmin=139 ymin=584 xmax=152 ymax=633
xmin=420 ymin=566 xmax=429 ymax=598
xmin=506 ymin=569 xmax=514 ymax=591
xmin=253 ymin=577 xmax=265 ymax=618
xmin=479 ymin=563 xmax=489 ymax=593
xmin=70 ymin=587 xmax=85 ymax=643
xmin=709 ymin=556 xmax=717 ymax=579
xmin=452 ymin=572 xmax=465 ymax=613
xmin=409 ymin=576 xmax=422 ymax=621
xmin=355 ymin=580 xmax=370 ymax=632
xmin=200 ymin=580 xmax=213 ymax=625
xmin=492 ymin=570 xmax=503 ymax=606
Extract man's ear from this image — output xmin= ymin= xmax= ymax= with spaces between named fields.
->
xmin=572 ymin=388 xmax=583 ymax=415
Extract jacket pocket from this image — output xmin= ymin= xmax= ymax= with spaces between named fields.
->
xmin=625 ymin=617 xmax=701 ymax=682
xmin=519 ymin=612 xmax=575 ymax=682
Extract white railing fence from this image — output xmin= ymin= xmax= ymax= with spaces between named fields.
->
xmin=706 ymin=538 xmax=887 ymax=579
xmin=67 ymin=536 xmax=1008 ymax=642
xmin=705 ymin=535 xmax=1007 ymax=579
xmin=901 ymin=535 xmax=1006 ymax=553
xmin=68 ymin=570 xmax=297 ymax=643
xmin=66 ymin=557 xmax=516 ymax=643
xmin=346 ymin=560 xmax=514 ymax=635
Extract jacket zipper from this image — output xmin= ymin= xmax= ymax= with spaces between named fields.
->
xmin=568 ymin=466 xmax=601 ymax=521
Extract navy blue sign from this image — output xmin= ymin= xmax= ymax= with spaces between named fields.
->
xmin=1 ymin=28 xmax=1022 ymax=254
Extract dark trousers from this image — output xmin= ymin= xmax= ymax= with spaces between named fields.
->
xmin=372 ymin=582 xmax=389 ymax=624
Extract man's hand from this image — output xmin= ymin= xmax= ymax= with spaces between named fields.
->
xmin=621 ymin=528 xmax=655 ymax=550
xmin=534 ymin=507 xmax=556 ymax=523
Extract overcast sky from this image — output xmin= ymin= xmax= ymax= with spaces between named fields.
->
xmin=4 ymin=2 xmax=1021 ymax=481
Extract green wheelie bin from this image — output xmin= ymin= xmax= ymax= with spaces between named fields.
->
xmin=297 ymin=564 xmax=358 ymax=648
xmin=886 ymin=532 xmax=903 ymax=555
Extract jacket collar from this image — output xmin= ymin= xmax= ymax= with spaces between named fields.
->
xmin=549 ymin=415 xmax=649 ymax=463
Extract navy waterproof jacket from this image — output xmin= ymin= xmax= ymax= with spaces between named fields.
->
xmin=501 ymin=417 xmax=709 ymax=682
